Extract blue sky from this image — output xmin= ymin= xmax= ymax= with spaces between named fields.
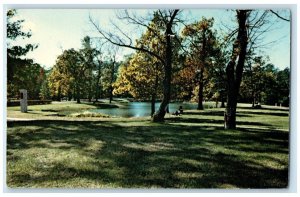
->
xmin=10 ymin=9 xmax=290 ymax=70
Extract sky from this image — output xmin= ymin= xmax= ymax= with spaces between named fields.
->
xmin=9 ymin=9 xmax=291 ymax=70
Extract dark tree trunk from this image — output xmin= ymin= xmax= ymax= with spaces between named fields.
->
xmin=57 ymin=86 xmax=61 ymax=101
xmin=68 ymin=91 xmax=72 ymax=101
xmin=109 ymin=59 xmax=115 ymax=104
xmin=109 ymin=87 xmax=113 ymax=104
xmin=252 ymin=90 xmax=255 ymax=107
xmin=151 ymin=69 xmax=159 ymax=117
xmin=95 ymin=61 xmax=102 ymax=102
xmin=225 ymin=10 xmax=248 ymax=129
xmin=152 ymin=57 xmax=171 ymax=122
xmin=76 ymin=83 xmax=81 ymax=104
xmin=197 ymin=69 xmax=204 ymax=110
xmin=152 ymin=10 xmax=179 ymax=122
xmin=221 ymin=96 xmax=225 ymax=108
xmin=151 ymin=94 xmax=156 ymax=117
xmin=197 ymin=28 xmax=207 ymax=110
xmin=88 ymin=80 xmax=92 ymax=103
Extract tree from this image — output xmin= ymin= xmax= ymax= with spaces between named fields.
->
xmin=48 ymin=61 xmax=73 ymax=101
xmin=108 ymin=50 xmax=117 ymax=103
xmin=93 ymin=41 xmax=106 ymax=102
xmin=39 ymin=69 xmax=51 ymax=100
xmin=80 ymin=36 xmax=97 ymax=102
xmin=223 ymin=9 xmax=290 ymax=129
xmin=224 ymin=10 xmax=249 ymax=129
xmin=48 ymin=49 xmax=84 ymax=103
xmin=90 ymin=9 xmax=180 ymax=122
xmin=113 ymin=19 xmax=165 ymax=116
xmin=276 ymin=67 xmax=289 ymax=106
xmin=206 ymin=48 xmax=228 ymax=108
xmin=113 ymin=52 xmax=163 ymax=116
xmin=7 ymin=9 xmax=39 ymax=99
xmin=240 ymin=56 xmax=275 ymax=107
xmin=182 ymin=17 xmax=219 ymax=110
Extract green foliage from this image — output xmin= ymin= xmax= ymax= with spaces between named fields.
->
xmin=48 ymin=37 xmax=100 ymax=102
xmin=113 ymin=19 xmax=166 ymax=101
xmin=7 ymin=9 xmax=40 ymax=99
xmin=174 ymin=17 xmax=220 ymax=102
xmin=240 ymin=56 xmax=290 ymax=106
xmin=7 ymin=62 xmax=45 ymax=99
xmin=113 ymin=52 xmax=163 ymax=100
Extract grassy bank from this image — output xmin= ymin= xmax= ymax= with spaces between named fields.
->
xmin=7 ymin=101 xmax=118 ymax=119
xmin=6 ymin=104 xmax=289 ymax=188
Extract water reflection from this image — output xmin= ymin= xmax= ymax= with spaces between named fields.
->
xmin=89 ymin=102 xmax=200 ymax=118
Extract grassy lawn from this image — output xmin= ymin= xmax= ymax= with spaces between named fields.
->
xmin=7 ymin=101 xmax=119 ymax=119
xmin=6 ymin=103 xmax=289 ymax=188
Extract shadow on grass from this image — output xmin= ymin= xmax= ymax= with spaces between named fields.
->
xmin=238 ymin=111 xmax=289 ymax=117
xmin=85 ymin=102 xmax=120 ymax=109
xmin=7 ymin=118 xmax=289 ymax=188
xmin=184 ymin=109 xmax=288 ymax=117
xmin=238 ymin=106 xmax=289 ymax=111
xmin=166 ymin=116 xmax=273 ymax=128
xmin=183 ymin=110 xmax=250 ymax=117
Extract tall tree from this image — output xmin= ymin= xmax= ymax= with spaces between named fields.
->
xmin=224 ymin=10 xmax=249 ymax=129
xmin=49 ymin=49 xmax=85 ymax=103
xmin=7 ymin=9 xmax=39 ymax=99
xmin=93 ymin=41 xmax=106 ymax=102
xmin=80 ymin=36 xmax=97 ymax=102
xmin=113 ymin=52 xmax=163 ymax=116
xmin=182 ymin=17 xmax=218 ymax=110
xmin=90 ymin=9 xmax=180 ymax=122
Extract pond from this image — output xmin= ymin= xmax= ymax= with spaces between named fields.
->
xmin=89 ymin=102 xmax=214 ymax=118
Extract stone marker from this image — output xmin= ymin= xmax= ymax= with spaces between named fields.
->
xmin=20 ymin=89 xmax=28 ymax=113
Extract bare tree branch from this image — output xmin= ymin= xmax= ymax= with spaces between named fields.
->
xmin=89 ymin=14 xmax=166 ymax=65
xmin=116 ymin=10 xmax=166 ymax=45
xmin=270 ymin=10 xmax=290 ymax=22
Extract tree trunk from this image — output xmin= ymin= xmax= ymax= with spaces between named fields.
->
xmin=57 ymin=86 xmax=61 ymax=101
xmin=224 ymin=10 xmax=248 ymax=129
xmin=95 ymin=62 xmax=102 ymax=102
xmin=197 ymin=28 xmax=207 ymax=110
xmin=68 ymin=91 xmax=72 ymax=101
xmin=221 ymin=96 xmax=225 ymax=108
xmin=76 ymin=83 xmax=81 ymax=104
xmin=109 ymin=59 xmax=115 ymax=104
xmin=109 ymin=86 xmax=113 ymax=104
xmin=151 ymin=94 xmax=156 ymax=117
xmin=252 ymin=90 xmax=255 ymax=108
xmin=151 ymin=69 xmax=159 ymax=117
xmin=88 ymin=80 xmax=92 ymax=103
xmin=197 ymin=69 xmax=204 ymax=110
xmin=152 ymin=62 xmax=171 ymax=122
xmin=152 ymin=25 xmax=173 ymax=122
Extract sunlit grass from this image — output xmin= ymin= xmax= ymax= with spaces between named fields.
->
xmin=6 ymin=104 xmax=289 ymax=188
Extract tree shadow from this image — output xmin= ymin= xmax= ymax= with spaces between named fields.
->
xmin=238 ymin=111 xmax=289 ymax=117
xmin=7 ymin=119 xmax=289 ymax=188
xmin=238 ymin=106 xmax=289 ymax=112
xmin=166 ymin=117 xmax=273 ymax=128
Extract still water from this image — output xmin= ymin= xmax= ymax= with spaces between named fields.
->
xmin=89 ymin=102 xmax=200 ymax=118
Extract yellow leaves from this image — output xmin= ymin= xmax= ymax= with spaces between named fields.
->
xmin=182 ymin=17 xmax=214 ymax=37
xmin=113 ymin=52 xmax=163 ymax=99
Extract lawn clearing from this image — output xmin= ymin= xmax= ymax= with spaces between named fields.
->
xmin=6 ymin=104 xmax=289 ymax=188
xmin=7 ymin=101 xmax=118 ymax=120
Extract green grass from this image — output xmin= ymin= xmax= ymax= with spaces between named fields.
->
xmin=6 ymin=103 xmax=289 ymax=188
xmin=7 ymin=101 xmax=119 ymax=119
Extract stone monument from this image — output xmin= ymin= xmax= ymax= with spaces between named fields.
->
xmin=20 ymin=89 xmax=28 ymax=113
